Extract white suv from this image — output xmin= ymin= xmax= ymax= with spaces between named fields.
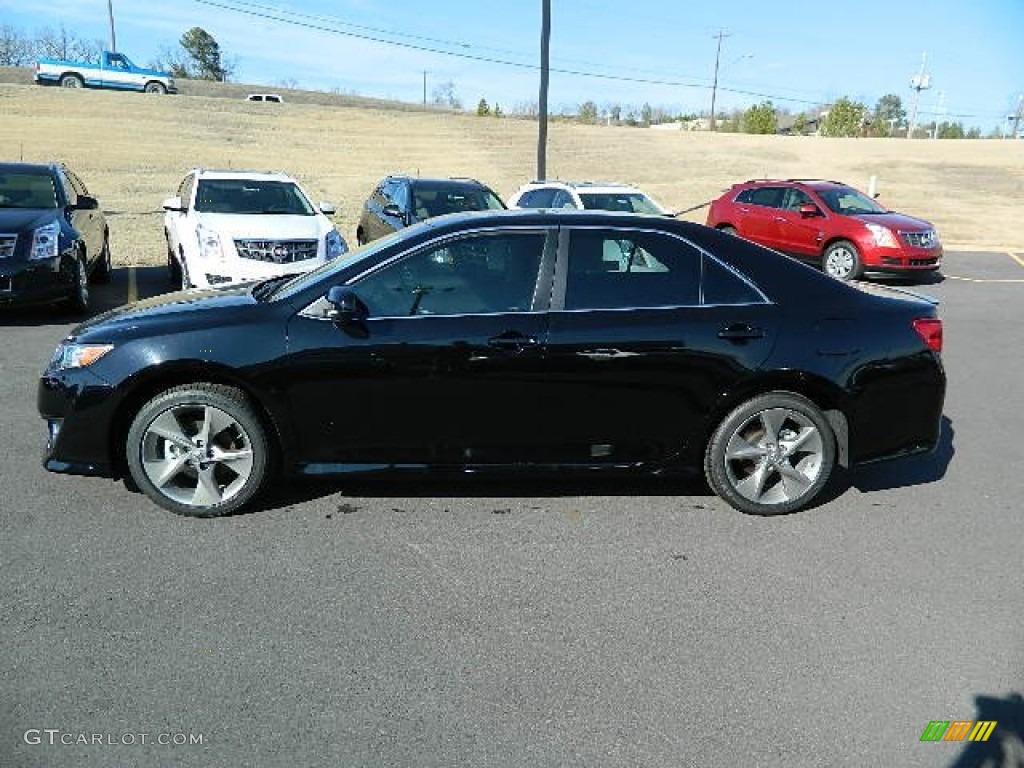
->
xmin=163 ymin=169 xmax=348 ymax=290
xmin=507 ymin=180 xmax=671 ymax=215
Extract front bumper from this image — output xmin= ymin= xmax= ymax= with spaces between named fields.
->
xmin=38 ymin=367 xmax=120 ymax=478
xmin=862 ymin=245 xmax=943 ymax=273
xmin=187 ymin=256 xmax=328 ymax=289
xmin=0 ymin=256 xmax=76 ymax=306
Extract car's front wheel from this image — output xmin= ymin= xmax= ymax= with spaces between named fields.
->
xmin=91 ymin=236 xmax=112 ymax=284
xmin=63 ymin=254 xmax=90 ymax=313
xmin=704 ymin=392 xmax=836 ymax=516
xmin=126 ymin=384 xmax=270 ymax=517
xmin=823 ymin=240 xmax=863 ymax=281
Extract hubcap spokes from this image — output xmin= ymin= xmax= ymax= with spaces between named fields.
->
xmin=724 ymin=408 xmax=824 ymax=506
xmin=140 ymin=404 xmax=254 ymax=508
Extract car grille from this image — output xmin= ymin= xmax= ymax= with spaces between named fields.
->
xmin=0 ymin=234 xmax=17 ymax=259
xmin=234 ymin=239 xmax=319 ymax=264
xmin=910 ymin=258 xmax=939 ymax=266
xmin=900 ymin=230 xmax=938 ymax=249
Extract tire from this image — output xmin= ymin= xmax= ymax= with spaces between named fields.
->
xmin=91 ymin=236 xmax=112 ymax=284
xmin=63 ymin=255 xmax=90 ymax=313
xmin=144 ymin=81 xmax=167 ymax=94
xmin=126 ymin=384 xmax=270 ymax=517
xmin=704 ymin=392 xmax=836 ymax=516
xmin=60 ymin=74 xmax=83 ymax=89
xmin=823 ymin=240 xmax=863 ymax=281
xmin=179 ymin=253 xmax=192 ymax=290
xmin=166 ymin=235 xmax=182 ymax=283
xmin=719 ymin=225 xmax=738 ymax=236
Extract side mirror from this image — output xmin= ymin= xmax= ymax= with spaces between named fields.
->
xmin=798 ymin=203 xmax=821 ymax=218
xmin=75 ymin=195 xmax=99 ymax=210
xmin=319 ymin=201 xmax=337 ymax=215
xmin=382 ymin=203 xmax=403 ymax=219
xmin=162 ymin=196 xmax=185 ymax=212
xmin=326 ymin=286 xmax=367 ymax=325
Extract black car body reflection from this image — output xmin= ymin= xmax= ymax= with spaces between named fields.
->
xmin=38 ymin=210 xmax=945 ymax=517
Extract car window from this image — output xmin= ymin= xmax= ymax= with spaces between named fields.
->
xmin=781 ymin=188 xmax=813 ymax=211
xmin=0 ymin=171 xmax=59 ymax=209
xmin=517 ymin=188 xmax=557 ymax=208
xmin=564 ymin=230 xmax=700 ymax=310
xmin=578 ymin=192 xmax=662 ymax=214
xmin=816 ymin=186 xmax=886 ymax=215
xmin=410 ymin=183 xmax=505 ymax=219
xmin=353 ymin=232 xmax=546 ymax=317
xmin=194 ymin=179 xmax=315 ymax=215
xmin=551 ymin=190 xmax=577 ymax=209
xmin=391 ymin=182 xmax=410 ymax=213
xmin=735 ymin=186 xmax=786 ymax=209
xmin=701 ymin=256 xmax=766 ymax=305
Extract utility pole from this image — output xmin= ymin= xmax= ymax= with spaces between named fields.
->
xmin=107 ymin=0 xmax=117 ymax=52
xmin=536 ymin=0 xmax=551 ymax=180
xmin=422 ymin=70 xmax=427 ymax=106
xmin=907 ymin=52 xmax=931 ymax=139
xmin=709 ymin=31 xmax=730 ymax=132
xmin=1010 ymin=94 xmax=1023 ymax=140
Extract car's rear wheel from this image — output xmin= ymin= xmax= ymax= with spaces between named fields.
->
xmin=126 ymin=384 xmax=270 ymax=517
xmin=60 ymin=74 xmax=83 ymax=89
xmin=704 ymin=392 xmax=836 ymax=516
xmin=823 ymin=240 xmax=863 ymax=281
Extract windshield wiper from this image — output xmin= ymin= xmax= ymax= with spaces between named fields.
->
xmin=251 ymin=273 xmax=295 ymax=301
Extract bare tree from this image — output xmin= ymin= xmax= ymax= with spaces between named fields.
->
xmin=0 ymin=24 xmax=34 ymax=66
xmin=35 ymin=25 xmax=102 ymax=61
xmin=431 ymin=80 xmax=462 ymax=110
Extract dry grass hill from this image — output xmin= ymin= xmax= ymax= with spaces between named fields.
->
xmin=2 ymin=72 xmax=1022 ymax=265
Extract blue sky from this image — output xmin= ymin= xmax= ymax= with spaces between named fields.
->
xmin=4 ymin=0 xmax=1021 ymax=130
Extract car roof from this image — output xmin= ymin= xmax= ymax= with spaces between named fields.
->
xmin=740 ymin=178 xmax=850 ymax=191
xmin=387 ymin=175 xmax=493 ymax=189
xmin=191 ymin=168 xmax=297 ymax=182
xmin=519 ymin=180 xmax=645 ymax=193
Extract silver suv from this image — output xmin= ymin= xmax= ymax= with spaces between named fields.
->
xmin=507 ymin=180 xmax=670 ymax=215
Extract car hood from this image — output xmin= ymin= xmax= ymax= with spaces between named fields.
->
xmin=194 ymin=212 xmax=328 ymax=239
xmin=0 ymin=208 xmax=58 ymax=231
xmin=70 ymin=285 xmax=264 ymax=342
xmin=849 ymin=211 xmax=934 ymax=231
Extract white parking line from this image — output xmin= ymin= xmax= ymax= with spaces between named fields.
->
xmin=1010 ymin=252 xmax=1024 ymax=270
xmin=944 ymin=275 xmax=1024 ymax=284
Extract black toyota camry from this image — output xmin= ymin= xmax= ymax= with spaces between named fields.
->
xmin=38 ymin=209 xmax=945 ymax=517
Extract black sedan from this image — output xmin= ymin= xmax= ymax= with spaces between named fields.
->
xmin=0 ymin=162 xmax=112 ymax=311
xmin=38 ymin=210 xmax=945 ymax=517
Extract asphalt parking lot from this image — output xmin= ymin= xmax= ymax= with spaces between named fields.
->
xmin=2 ymin=251 xmax=1022 ymax=767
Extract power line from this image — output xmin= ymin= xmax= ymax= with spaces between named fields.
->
xmin=190 ymin=0 xmax=1010 ymax=120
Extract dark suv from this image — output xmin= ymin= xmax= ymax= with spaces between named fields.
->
xmin=0 ymin=162 xmax=111 ymax=311
xmin=356 ymin=176 xmax=505 ymax=244
xmin=706 ymin=179 xmax=942 ymax=280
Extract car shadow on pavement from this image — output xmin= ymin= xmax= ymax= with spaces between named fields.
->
xmin=946 ymin=692 xmax=1024 ymax=768
xmin=846 ymin=415 xmax=955 ymax=493
xmin=0 ymin=265 xmax=175 ymax=328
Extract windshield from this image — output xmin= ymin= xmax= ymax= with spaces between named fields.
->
xmin=194 ymin=179 xmax=315 ymax=215
xmin=579 ymin=192 xmax=665 ymax=215
xmin=0 ymin=172 xmax=58 ymax=209
xmin=411 ymin=183 xmax=505 ymax=219
xmin=816 ymin=186 xmax=887 ymax=215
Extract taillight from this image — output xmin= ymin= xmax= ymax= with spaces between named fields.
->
xmin=912 ymin=318 xmax=943 ymax=353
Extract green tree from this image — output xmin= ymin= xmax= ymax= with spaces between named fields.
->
xmin=937 ymin=121 xmax=965 ymax=139
xmin=476 ymin=98 xmax=491 ymax=117
xmin=492 ymin=102 xmax=503 ymax=118
xmin=179 ymin=27 xmax=230 ymax=81
xmin=821 ymin=97 xmax=867 ymax=137
xmin=578 ymin=100 xmax=599 ymax=124
xmin=743 ymin=101 xmax=778 ymax=134
xmin=640 ymin=102 xmax=653 ymax=126
xmin=870 ymin=93 xmax=905 ymax=136
xmin=792 ymin=113 xmax=808 ymax=136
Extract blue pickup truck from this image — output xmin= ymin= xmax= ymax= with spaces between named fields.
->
xmin=35 ymin=51 xmax=177 ymax=94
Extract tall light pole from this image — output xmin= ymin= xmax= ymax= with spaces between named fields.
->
xmin=107 ymin=0 xmax=116 ymax=52
xmin=708 ymin=30 xmax=730 ymax=132
xmin=907 ymin=52 xmax=931 ymax=139
xmin=537 ymin=0 xmax=551 ymax=179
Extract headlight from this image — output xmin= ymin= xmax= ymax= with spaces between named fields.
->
xmin=325 ymin=229 xmax=348 ymax=260
xmin=30 ymin=220 xmax=60 ymax=260
xmin=196 ymin=224 xmax=224 ymax=259
xmin=865 ymin=223 xmax=898 ymax=248
xmin=50 ymin=342 xmax=114 ymax=370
